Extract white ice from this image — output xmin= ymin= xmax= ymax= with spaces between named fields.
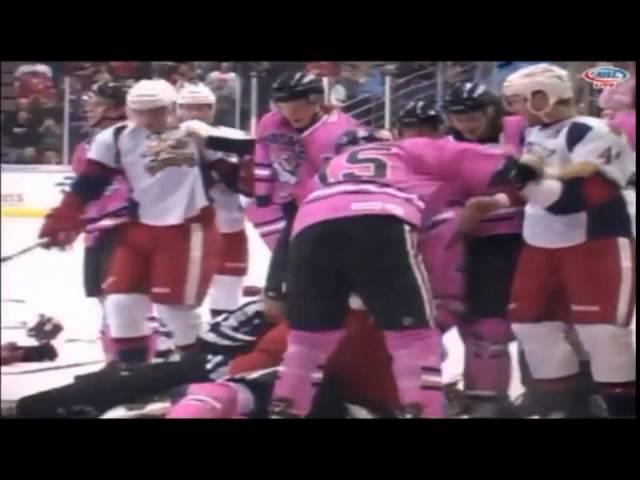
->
xmin=2 ymin=216 xmax=527 ymax=402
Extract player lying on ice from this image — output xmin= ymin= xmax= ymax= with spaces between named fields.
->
xmin=5 ymin=299 xmax=403 ymax=419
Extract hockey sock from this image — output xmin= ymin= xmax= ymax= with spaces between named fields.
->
xmin=210 ymin=231 xmax=248 ymax=313
xmin=111 ymin=336 xmax=153 ymax=368
xmin=270 ymin=329 xmax=344 ymax=417
xmin=167 ymin=382 xmax=240 ymax=419
xmin=459 ymin=318 xmax=512 ymax=398
xmin=383 ymin=328 xmax=443 ymax=418
xmin=598 ymin=381 xmax=636 ymax=418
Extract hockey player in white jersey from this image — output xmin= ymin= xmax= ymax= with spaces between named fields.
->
xmin=39 ymin=79 xmax=253 ymax=369
xmin=490 ymin=64 xmax=636 ymax=417
xmin=176 ymin=83 xmax=250 ymax=318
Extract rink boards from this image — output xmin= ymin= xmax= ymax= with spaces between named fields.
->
xmin=1 ymin=164 xmax=71 ymax=218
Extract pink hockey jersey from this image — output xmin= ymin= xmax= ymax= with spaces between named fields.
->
xmin=292 ymin=138 xmax=511 ymax=237
xmin=253 ymin=108 xmax=359 ymax=206
xmin=71 ymin=140 xmax=130 ymax=246
xmin=609 ymin=109 xmax=636 ymax=152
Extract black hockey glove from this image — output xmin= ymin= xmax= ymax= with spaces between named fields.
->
xmin=489 ymin=156 xmax=543 ymax=189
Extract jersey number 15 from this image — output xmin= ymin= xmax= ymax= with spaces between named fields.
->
xmin=319 ymin=146 xmax=392 ymax=185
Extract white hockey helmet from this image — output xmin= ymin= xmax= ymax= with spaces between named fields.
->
xmin=177 ymin=83 xmax=216 ymax=106
xmin=126 ymin=79 xmax=178 ymax=111
xmin=502 ymin=64 xmax=574 ymax=113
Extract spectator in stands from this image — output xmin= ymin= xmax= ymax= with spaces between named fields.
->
xmin=14 ymin=64 xmax=56 ymax=103
xmin=42 ymin=150 xmax=61 ymax=165
xmin=206 ymin=63 xmax=239 ymax=94
xmin=12 ymin=147 xmax=39 ymax=164
xmin=27 ymin=96 xmax=62 ymax=131
xmin=337 ymin=63 xmax=384 ymax=102
xmin=5 ymin=110 xmax=41 ymax=152
xmin=207 ymin=63 xmax=239 ymax=127
xmin=108 ymin=62 xmax=139 ymax=80
xmin=93 ymin=66 xmax=113 ymax=85
xmin=305 ymin=62 xmax=340 ymax=78
xmin=38 ymin=117 xmax=63 ymax=154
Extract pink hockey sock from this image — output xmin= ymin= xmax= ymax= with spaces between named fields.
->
xmin=167 ymin=382 xmax=239 ymax=419
xmin=459 ymin=318 xmax=513 ymax=397
xmin=270 ymin=329 xmax=345 ymax=417
xmin=383 ymin=328 xmax=443 ymax=418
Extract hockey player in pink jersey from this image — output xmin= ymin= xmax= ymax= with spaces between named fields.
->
xmin=71 ymin=81 xmax=131 ymax=362
xmin=268 ymin=128 xmax=516 ymax=418
xmin=396 ymin=99 xmax=445 ymax=140
xmin=429 ymin=82 xmax=527 ymax=417
xmin=397 ymin=100 xmax=463 ymax=334
xmin=497 ymin=64 xmax=636 ymax=417
xmin=176 ymin=83 xmax=249 ymax=317
xmin=248 ymin=72 xmax=358 ymax=315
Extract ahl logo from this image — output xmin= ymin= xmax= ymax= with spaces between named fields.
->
xmin=582 ymin=66 xmax=630 ymax=89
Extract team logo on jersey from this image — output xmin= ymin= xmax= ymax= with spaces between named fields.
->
xmin=582 ymin=66 xmax=630 ymax=89
xmin=143 ymin=131 xmax=197 ymax=176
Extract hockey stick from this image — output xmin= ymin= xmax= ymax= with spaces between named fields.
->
xmin=0 ymin=240 xmax=49 ymax=264
xmin=1 ymin=205 xmax=129 ymax=264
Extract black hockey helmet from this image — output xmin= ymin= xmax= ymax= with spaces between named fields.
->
xmin=335 ymin=128 xmax=390 ymax=154
xmin=398 ymin=99 xmax=442 ymax=127
xmin=271 ymin=71 xmax=324 ymax=102
xmin=440 ymin=82 xmax=498 ymax=114
xmin=91 ymin=81 xmax=129 ymax=107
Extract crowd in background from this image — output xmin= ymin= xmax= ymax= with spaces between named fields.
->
xmin=1 ymin=61 xmax=635 ymax=165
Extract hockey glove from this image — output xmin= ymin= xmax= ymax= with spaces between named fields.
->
xmin=38 ymin=193 xmax=85 ymax=248
xmin=489 ymin=155 xmax=544 ymax=189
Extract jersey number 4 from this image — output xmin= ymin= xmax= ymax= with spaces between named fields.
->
xmin=319 ymin=146 xmax=391 ymax=185
xmin=598 ymin=146 xmax=621 ymax=165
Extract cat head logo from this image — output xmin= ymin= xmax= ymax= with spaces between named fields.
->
xmin=582 ymin=66 xmax=630 ymax=89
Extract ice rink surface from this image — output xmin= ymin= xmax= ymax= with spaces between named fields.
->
xmin=1 ymin=216 xmax=580 ymax=404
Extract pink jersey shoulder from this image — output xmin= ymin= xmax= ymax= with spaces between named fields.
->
xmin=609 ymin=109 xmax=636 ymax=151
xmin=256 ymin=110 xmax=288 ymax=135
xmin=501 ymin=115 xmax=527 ymax=155
xmin=396 ymin=137 xmax=462 ymax=172
xmin=329 ymin=109 xmax=359 ymax=130
xmin=71 ymin=141 xmax=89 ymax=175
